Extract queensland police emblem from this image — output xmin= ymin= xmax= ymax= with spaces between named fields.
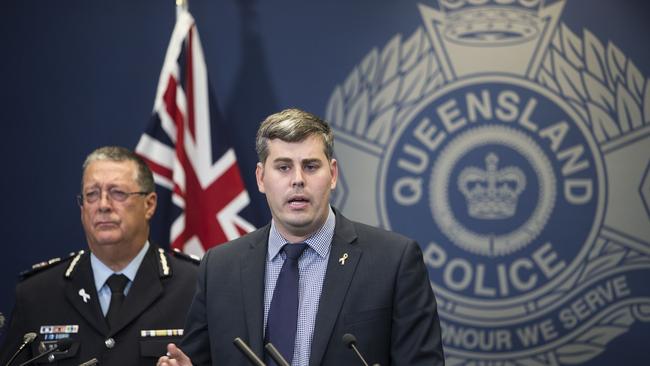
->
xmin=326 ymin=0 xmax=650 ymax=364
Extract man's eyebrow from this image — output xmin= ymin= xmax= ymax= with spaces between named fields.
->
xmin=272 ymin=157 xmax=293 ymax=164
xmin=270 ymin=157 xmax=323 ymax=164
xmin=302 ymin=158 xmax=322 ymax=164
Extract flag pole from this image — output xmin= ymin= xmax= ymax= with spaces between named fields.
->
xmin=176 ymin=0 xmax=188 ymax=18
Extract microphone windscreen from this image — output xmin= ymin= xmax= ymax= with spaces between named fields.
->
xmin=342 ymin=333 xmax=357 ymax=348
xmin=23 ymin=332 xmax=38 ymax=343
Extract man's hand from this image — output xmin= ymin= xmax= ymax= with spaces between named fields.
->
xmin=157 ymin=343 xmax=192 ymax=366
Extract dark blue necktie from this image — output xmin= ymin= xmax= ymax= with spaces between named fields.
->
xmin=105 ymin=274 xmax=129 ymax=330
xmin=266 ymin=243 xmax=308 ymax=365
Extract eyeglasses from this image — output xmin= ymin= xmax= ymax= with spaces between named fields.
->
xmin=77 ymin=188 xmax=151 ymax=206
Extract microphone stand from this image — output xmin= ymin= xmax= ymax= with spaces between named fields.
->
xmin=233 ymin=338 xmax=266 ymax=366
xmin=17 ymin=347 xmax=60 ymax=366
xmin=78 ymin=358 xmax=99 ymax=366
xmin=264 ymin=343 xmax=290 ymax=366
xmin=342 ymin=333 xmax=381 ymax=366
xmin=5 ymin=333 xmax=37 ymax=366
xmin=18 ymin=339 xmax=72 ymax=366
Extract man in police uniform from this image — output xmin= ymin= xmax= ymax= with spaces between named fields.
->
xmin=0 ymin=146 xmax=199 ymax=366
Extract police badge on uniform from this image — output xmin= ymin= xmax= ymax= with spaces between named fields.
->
xmin=326 ymin=0 xmax=650 ymax=364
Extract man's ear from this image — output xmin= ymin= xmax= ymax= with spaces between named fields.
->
xmin=255 ymin=162 xmax=266 ymax=193
xmin=144 ymin=192 xmax=157 ymax=220
xmin=329 ymin=158 xmax=338 ymax=190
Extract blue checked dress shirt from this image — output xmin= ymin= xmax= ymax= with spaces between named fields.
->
xmin=264 ymin=207 xmax=335 ymax=366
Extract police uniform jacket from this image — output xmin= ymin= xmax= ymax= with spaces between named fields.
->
xmin=0 ymin=244 xmax=199 ymax=366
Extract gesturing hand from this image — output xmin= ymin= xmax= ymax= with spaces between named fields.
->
xmin=157 ymin=343 xmax=193 ymax=366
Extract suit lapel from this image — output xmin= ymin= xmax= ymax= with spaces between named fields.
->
xmin=240 ymin=226 xmax=270 ymax=356
xmin=310 ymin=214 xmax=361 ymax=366
xmin=109 ymin=245 xmax=163 ymax=335
xmin=64 ymin=253 xmax=109 ymax=335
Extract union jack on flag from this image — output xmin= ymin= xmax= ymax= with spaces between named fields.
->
xmin=136 ymin=9 xmax=255 ymax=257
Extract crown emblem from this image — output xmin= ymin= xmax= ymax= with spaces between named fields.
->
xmin=419 ymin=0 xmax=565 ymax=78
xmin=458 ymin=153 xmax=526 ymax=219
xmin=436 ymin=0 xmax=544 ymax=46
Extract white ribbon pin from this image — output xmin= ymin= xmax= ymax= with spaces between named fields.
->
xmin=78 ymin=288 xmax=91 ymax=303
xmin=339 ymin=253 xmax=349 ymax=265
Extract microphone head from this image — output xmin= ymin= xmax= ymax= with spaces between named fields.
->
xmin=57 ymin=338 xmax=74 ymax=352
xmin=23 ymin=332 xmax=38 ymax=343
xmin=342 ymin=333 xmax=357 ymax=348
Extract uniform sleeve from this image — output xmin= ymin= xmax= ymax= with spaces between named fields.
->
xmin=0 ymin=284 xmax=34 ymax=366
xmin=390 ymin=240 xmax=445 ymax=365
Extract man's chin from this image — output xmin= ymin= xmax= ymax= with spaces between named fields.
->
xmin=89 ymin=236 xmax=123 ymax=248
xmin=282 ymin=212 xmax=312 ymax=226
xmin=283 ymin=217 xmax=322 ymax=236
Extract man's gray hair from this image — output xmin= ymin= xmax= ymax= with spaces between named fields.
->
xmin=82 ymin=146 xmax=155 ymax=192
xmin=255 ymin=108 xmax=334 ymax=163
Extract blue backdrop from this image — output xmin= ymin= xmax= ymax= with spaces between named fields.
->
xmin=2 ymin=1 xmax=649 ymax=365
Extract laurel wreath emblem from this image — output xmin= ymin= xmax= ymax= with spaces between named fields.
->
xmin=325 ymin=21 xmax=650 ymax=365
xmin=326 ymin=27 xmax=442 ymax=147
xmin=325 ymin=23 xmax=650 ymax=147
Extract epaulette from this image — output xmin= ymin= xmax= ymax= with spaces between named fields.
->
xmin=169 ymin=248 xmax=201 ymax=265
xmin=64 ymin=250 xmax=86 ymax=278
xmin=156 ymin=248 xmax=172 ymax=278
xmin=19 ymin=251 xmax=81 ymax=280
xmin=155 ymin=248 xmax=201 ymax=278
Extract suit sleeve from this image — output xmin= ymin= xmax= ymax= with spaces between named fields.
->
xmin=391 ymin=240 xmax=445 ymax=365
xmin=180 ymin=251 xmax=212 ymax=366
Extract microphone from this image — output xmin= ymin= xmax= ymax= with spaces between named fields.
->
xmin=78 ymin=358 xmax=99 ymax=366
xmin=342 ymin=333 xmax=380 ymax=366
xmin=18 ymin=338 xmax=73 ymax=366
xmin=5 ymin=332 xmax=38 ymax=366
xmin=264 ymin=343 xmax=290 ymax=366
xmin=233 ymin=337 xmax=266 ymax=366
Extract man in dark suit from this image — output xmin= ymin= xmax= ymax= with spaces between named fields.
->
xmin=0 ymin=146 xmax=199 ymax=366
xmin=158 ymin=109 xmax=445 ymax=366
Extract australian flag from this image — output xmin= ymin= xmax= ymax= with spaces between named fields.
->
xmin=136 ymin=8 xmax=255 ymax=257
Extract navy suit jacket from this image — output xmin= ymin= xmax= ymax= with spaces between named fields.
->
xmin=181 ymin=210 xmax=444 ymax=365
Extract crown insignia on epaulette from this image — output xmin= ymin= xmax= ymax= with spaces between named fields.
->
xmin=32 ymin=257 xmax=62 ymax=270
xmin=458 ymin=153 xmax=526 ymax=219
xmin=19 ymin=251 xmax=81 ymax=279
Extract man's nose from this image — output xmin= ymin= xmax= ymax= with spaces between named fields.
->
xmin=98 ymin=191 xmax=113 ymax=210
xmin=292 ymin=169 xmax=305 ymax=187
